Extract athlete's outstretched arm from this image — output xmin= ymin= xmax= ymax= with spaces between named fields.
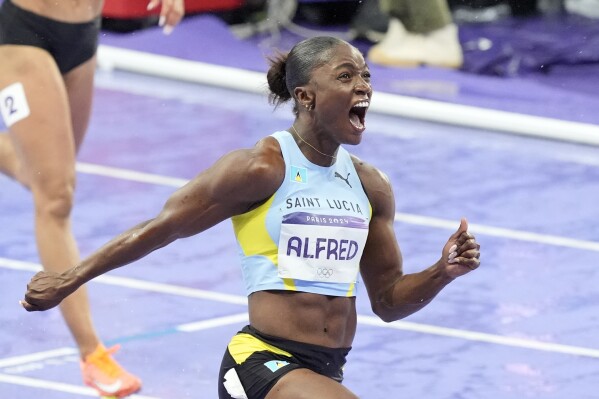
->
xmin=355 ymin=160 xmax=481 ymax=322
xmin=21 ymin=138 xmax=285 ymax=312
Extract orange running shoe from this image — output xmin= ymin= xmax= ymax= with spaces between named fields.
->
xmin=80 ymin=344 xmax=142 ymax=398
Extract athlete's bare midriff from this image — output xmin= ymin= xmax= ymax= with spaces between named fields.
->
xmin=248 ymin=290 xmax=358 ymax=348
xmin=13 ymin=0 xmax=103 ymax=22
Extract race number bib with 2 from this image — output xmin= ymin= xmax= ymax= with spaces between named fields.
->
xmin=0 ymin=82 xmax=30 ymax=127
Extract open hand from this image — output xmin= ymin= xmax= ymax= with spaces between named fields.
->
xmin=147 ymin=0 xmax=185 ymax=35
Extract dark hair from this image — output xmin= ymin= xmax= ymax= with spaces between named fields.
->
xmin=266 ymin=36 xmax=347 ymax=113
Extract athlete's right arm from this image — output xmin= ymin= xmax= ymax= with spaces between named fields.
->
xmin=21 ymin=137 xmax=285 ymax=311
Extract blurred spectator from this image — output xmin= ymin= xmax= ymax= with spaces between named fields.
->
xmin=367 ymin=0 xmax=463 ymax=68
xmin=450 ymin=0 xmax=513 ymax=22
xmin=449 ymin=0 xmax=599 ymax=22
xmin=349 ymin=0 xmax=390 ymax=42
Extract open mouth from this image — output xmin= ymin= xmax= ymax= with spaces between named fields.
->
xmin=349 ymin=101 xmax=368 ymax=130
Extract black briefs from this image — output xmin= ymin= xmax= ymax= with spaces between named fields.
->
xmin=218 ymin=325 xmax=351 ymax=399
xmin=0 ymin=0 xmax=101 ymax=74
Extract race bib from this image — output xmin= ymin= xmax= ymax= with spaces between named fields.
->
xmin=278 ymin=212 xmax=369 ymax=283
xmin=0 ymin=83 xmax=30 ymax=127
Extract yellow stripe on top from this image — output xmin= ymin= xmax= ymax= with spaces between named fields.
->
xmin=232 ymin=195 xmax=277 ymax=262
xmin=346 ymin=282 xmax=356 ymax=297
xmin=282 ymin=277 xmax=296 ymax=291
xmin=231 ymin=195 xmax=297 ymax=291
xmin=228 ymin=333 xmax=293 ymax=365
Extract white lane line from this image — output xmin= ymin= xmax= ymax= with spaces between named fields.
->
xmin=0 ymin=373 xmax=159 ymax=398
xmin=73 ymin=161 xmax=599 ymax=252
xmin=395 ymin=213 xmax=599 ymax=252
xmin=0 ymin=314 xmax=248 ymax=370
xmin=358 ymin=315 xmax=599 ymax=359
xmin=76 ymin=162 xmax=187 ymax=188
xmin=1 ymin=257 xmax=247 ymax=305
xmin=0 ymin=348 xmax=76 ymax=368
xmin=3 ymin=256 xmax=598 ymax=360
xmin=0 ymin=313 xmax=246 ymax=396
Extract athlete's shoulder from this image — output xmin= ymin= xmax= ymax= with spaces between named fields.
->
xmin=239 ymin=135 xmax=285 ymax=184
xmin=350 ymin=154 xmax=390 ymax=187
xmin=255 ymin=135 xmax=283 ymax=155
xmin=350 ymin=154 xmax=394 ymax=215
xmin=253 ymin=135 xmax=284 ymax=166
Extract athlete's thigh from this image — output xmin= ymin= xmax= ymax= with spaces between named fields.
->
xmin=63 ymin=54 xmax=96 ymax=152
xmin=0 ymin=45 xmax=76 ymax=182
xmin=266 ymin=368 xmax=359 ymax=399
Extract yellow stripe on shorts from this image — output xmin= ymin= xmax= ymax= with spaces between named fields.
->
xmin=228 ymin=333 xmax=292 ymax=365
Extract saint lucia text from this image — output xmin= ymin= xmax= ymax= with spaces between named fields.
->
xmin=286 ymin=196 xmax=364 ymax=215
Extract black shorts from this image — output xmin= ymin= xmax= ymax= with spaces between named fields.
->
xmin=218 ymin=325 xmax=351 ymax=399
xmin=0 ymin=0 xmax=100 ymax=74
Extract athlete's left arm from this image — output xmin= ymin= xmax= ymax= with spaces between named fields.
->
xmin=355 ymin=159 xmax=481 ymax=322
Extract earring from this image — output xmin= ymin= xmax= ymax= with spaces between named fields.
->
xmin=305 ymin=103 xmax=313 ymax=111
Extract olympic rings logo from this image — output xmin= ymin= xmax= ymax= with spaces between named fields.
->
xmin=317 ymin=268 xmax=334 ymax=278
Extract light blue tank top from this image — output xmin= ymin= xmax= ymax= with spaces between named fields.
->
xmin=231 ymin=131 xmax=372 ymax=297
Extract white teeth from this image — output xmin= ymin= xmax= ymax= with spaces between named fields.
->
xmin=354 ymin=101 xmax=369 ymax=108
